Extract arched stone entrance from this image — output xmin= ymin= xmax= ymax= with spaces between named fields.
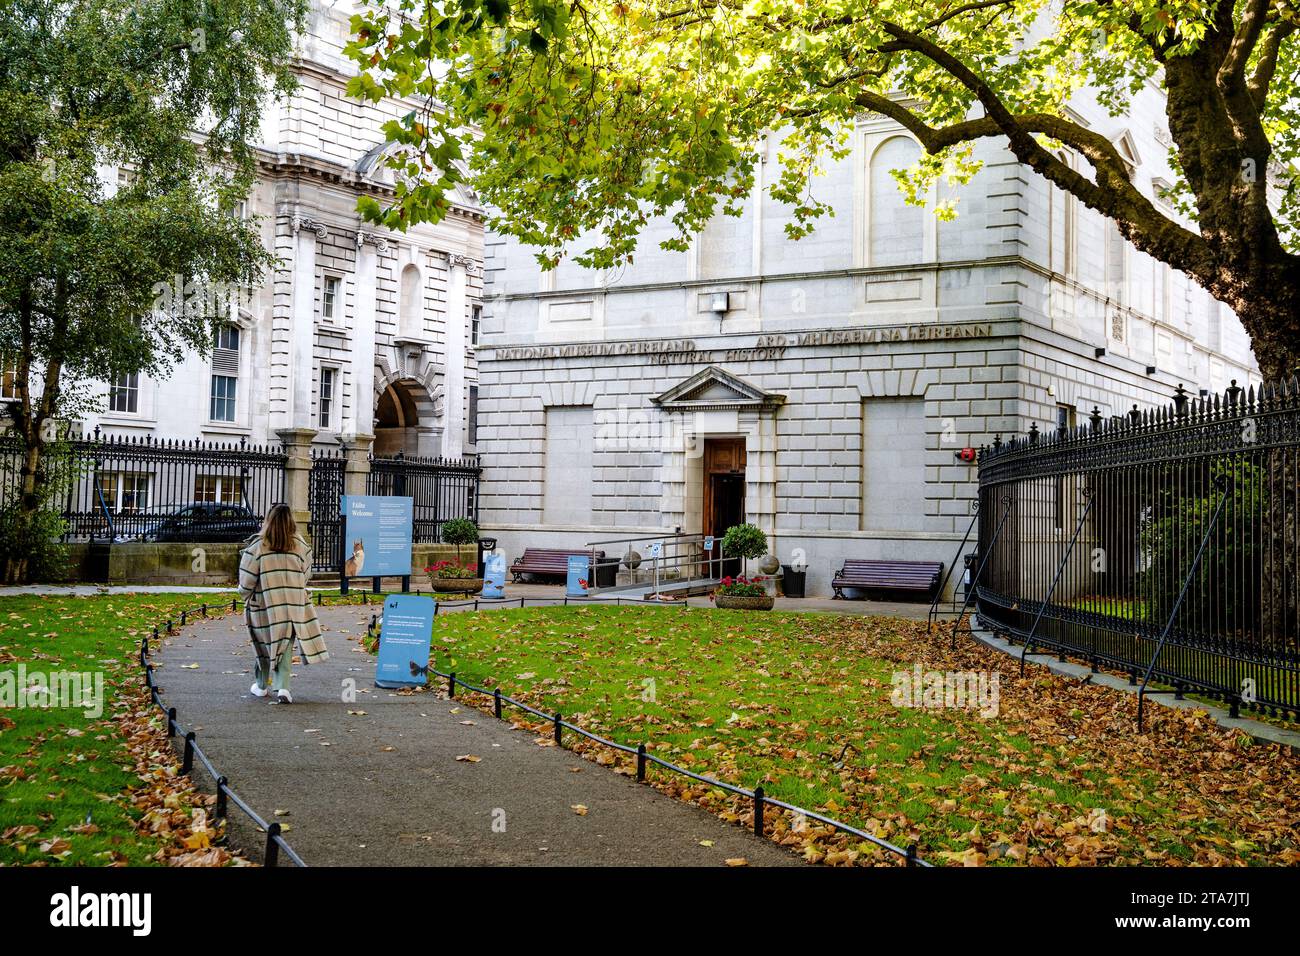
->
xmin=373 ymin=377 xmax=440 ymax=457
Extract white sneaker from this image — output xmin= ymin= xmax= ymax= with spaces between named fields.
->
xmin=276 ymin=689 xmax=293 ymax=704
xmin=250 ymin=683 xmax=268 ymax=698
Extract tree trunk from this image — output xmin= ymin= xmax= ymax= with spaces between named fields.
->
xmin=3 ymin=429 xmax=47 ymax=584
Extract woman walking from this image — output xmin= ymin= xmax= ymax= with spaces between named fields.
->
xmin=238 ymin=503 xmax=329 ymax=703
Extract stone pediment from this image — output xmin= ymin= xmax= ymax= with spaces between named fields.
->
xmin=652 ymin=366 xmax=785 ymax=411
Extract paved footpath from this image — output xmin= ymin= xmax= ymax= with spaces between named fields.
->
xmin=157 ymin=604 xmax=800 ymax=867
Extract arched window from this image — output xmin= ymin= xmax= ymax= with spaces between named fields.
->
xmin=399 ymin=264 xmax=423 ymax=339
xmin=869 ymin=137 xmax=925 ymax=267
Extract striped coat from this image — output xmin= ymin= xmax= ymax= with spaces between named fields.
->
xmin=238 ymin=534 xmax=329 ymax=668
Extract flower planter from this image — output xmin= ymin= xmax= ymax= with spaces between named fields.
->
xmin=436 ymin=578 xmax=484 ymax=595
xmin=715 ymin=593 xmax=775 ymax=611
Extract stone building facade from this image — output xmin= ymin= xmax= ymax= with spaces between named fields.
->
xmin=75 ymin=3 xmax=484 ymax=465
xmin=476 ymin=88 xmax=1261 ymax=597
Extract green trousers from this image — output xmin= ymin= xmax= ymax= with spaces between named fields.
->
xmin=253 ymin=645 xmax=293 ymax=692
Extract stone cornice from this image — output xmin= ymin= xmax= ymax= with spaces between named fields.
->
xmin=256 ymin=147 xmax=483 ymax=223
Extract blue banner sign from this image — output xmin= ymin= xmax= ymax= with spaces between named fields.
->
xmin=375 ymin=593 xmax=435 ymax=688
xmin=341 ymin=495 xmax=414 ymax=579
xmin=566 ymin=554 xmax=589 ymax=597
xmin=482 ymin=552 xmax=506 ymax=599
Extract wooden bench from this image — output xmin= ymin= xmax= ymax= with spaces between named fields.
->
xmin=510 ymin=548 xmax=606 ymax=583
xmin=831 ymin=559 xmax=944 ymax=600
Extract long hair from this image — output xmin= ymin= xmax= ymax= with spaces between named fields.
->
xmin=260 ymin=503 xmax=296 ymax=554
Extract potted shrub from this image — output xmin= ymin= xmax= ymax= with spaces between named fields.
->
xmin=441 ymin=517 xmax=479 ymax=563
xmin=721 ymin=523 xmax=769 ymax=580
xmin=712 ymin=575 xmax=775 ymax=611
xmin=432 ymin=517 xmax=483 ymax=593
xmin=425 ymin=558 xmax=483 ymax=594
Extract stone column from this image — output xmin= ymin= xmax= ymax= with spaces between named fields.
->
xmin=277 ymin=426 xmax=318 ymax=546
xmin=351 ymin=232 xmax=384 ymax=436
xmin=289 ymin=216 xmax=327 ymax=430
xmin=339 ymin=432 xmax=373 ymax=498
xmin=440 ymin=254 xmax=473 ymax=459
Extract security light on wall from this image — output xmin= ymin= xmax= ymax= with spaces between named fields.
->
xmin=709 ymin=292 xmax=731 ymax=315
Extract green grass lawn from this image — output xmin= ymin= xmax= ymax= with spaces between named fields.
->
xmin=0 ymin=591 xmax=236 ymax=866
xmin=381 ymin=603 xmax=1300 ymax=866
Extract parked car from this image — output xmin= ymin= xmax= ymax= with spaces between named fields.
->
xmin=134 ymin=503 xmax=261 ymax=543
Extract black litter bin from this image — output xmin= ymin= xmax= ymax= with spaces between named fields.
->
xmin=781 ymin=564 xmax=806 ymax=598
xmin=595 ymin=555 xmax=618 ymax=587
xmin=962 ymin=552 xmax=978 ymax=596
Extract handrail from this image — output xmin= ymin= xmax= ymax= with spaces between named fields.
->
xmin=584 ymin=531 xmax=701 ymax=547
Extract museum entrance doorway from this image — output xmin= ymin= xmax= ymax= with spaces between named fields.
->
xmin=703 ymin=437 xmax=746 ymax=578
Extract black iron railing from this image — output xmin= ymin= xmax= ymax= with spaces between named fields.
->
xmin=139 ymin=601 xmax=305 ymax=867
xmin=975 ymin=380 xmax=1300 ymax=722
xmin=367 ymin=452 xmax=481 ymax=544
xmin=0 ymin=430 xmax=286 ymax=543
xmin=308 ymin=448 xmax=345 ymax=571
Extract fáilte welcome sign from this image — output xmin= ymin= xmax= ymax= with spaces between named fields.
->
xmin=340 ymin=495 xmax=414 ymax=579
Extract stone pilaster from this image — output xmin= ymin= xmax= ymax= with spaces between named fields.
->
xmin=289 ymin=216 xmax=327 ymax=431
xmin=440 ymin=253 xmax=478 ymax=459
xmin=277 ymin=426 xmax=318 ymax=544
xmin=340 ymin=432 xmax=374 ymax=498
xmin=351 ymin=232 xmax=385 ymax=436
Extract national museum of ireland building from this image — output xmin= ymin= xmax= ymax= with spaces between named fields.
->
xmin=475 ymin=94 xmax=1261 ymax=598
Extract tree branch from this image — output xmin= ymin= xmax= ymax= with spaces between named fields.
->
xmin=1248 ymin=10 xmax=1298 ymax=108
xmin=866 ymin=22 xmax=1215 ymax=280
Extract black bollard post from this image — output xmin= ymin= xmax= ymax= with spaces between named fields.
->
xmin=553 ymin=713 xmax=562 ymax=747
xmin=753 ymin=786 xmax=764 ymax=836
xmin=265 ymin=822 xmax=281 ymax=867
xmin=636 ymin=743 xmax=647 ymax=782
xmin=181 ymin=732 xmax=196 ymax=775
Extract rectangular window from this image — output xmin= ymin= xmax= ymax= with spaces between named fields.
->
xmin=100 ymin=472 xmax=149 ymax=513
xmin=0 ymin=354 xmax=18 ymax=399
xmin=467 ymin=385 xmax=478 ymax=446
xmin=319 ymin=367 xmax=336 ymax=429
xmin=194 ymin=475 xmax=243 ymax=505
xmin=861 ymin=398 xmax=927 ymax=533
xmin=108 ymin=373 xmax=139 ymax=414
xmin=210 ymin=374 xmax=237 ymax=422
xmin=543 ymin=406 xmax=593 ymax=524
xmin=323 ymin=276 xmax=340 ymax=321
xmin=214 ymin=325 xmax=240 ymax=352
xmin=470 ymin=304 xmax=481 ymax=346
xmin=1054 ymin=405 xmax=1077 ymax=529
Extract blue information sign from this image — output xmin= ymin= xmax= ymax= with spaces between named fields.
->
xmin=482 ymin=552 xmax=506 ymax=599
xmin=566 ymin=554 xmax=589 ymax=597
xmin=341 ymin=495 xmax=414 ymax=579
xmin=375 ymin=594 xmax=435 ymax=688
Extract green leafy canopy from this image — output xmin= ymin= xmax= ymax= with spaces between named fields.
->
xmin=345 ymin=1 xmax=1297 ymax=262
xmin=0 ymin=0 xmax=307 ymax=423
